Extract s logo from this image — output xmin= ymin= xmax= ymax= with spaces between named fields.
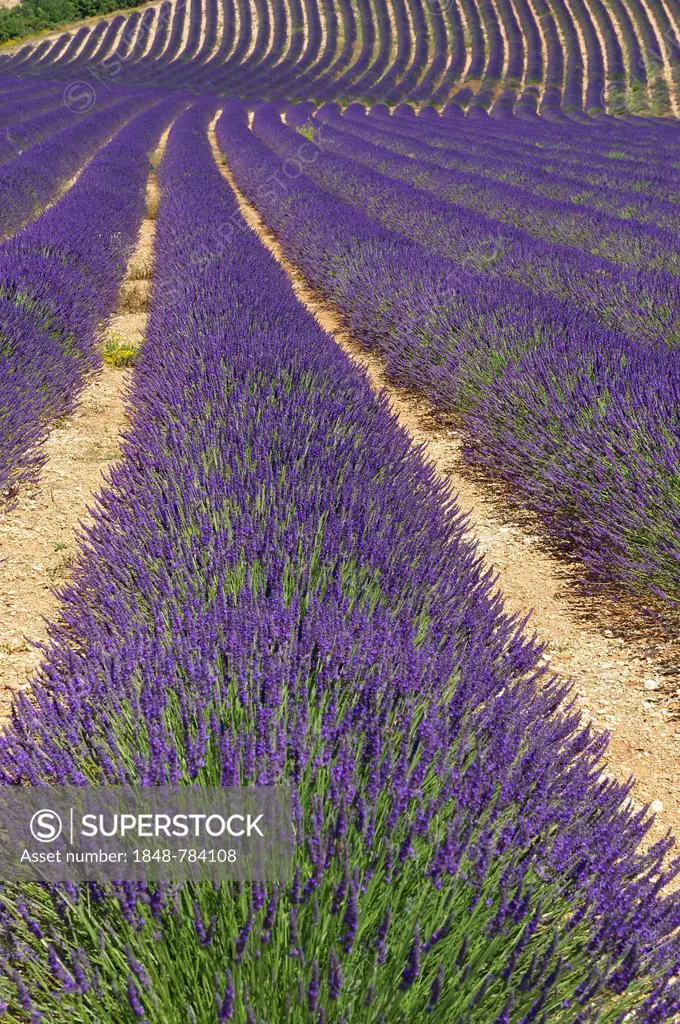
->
xmin=30 ymin=809 xmax=63 ymax=843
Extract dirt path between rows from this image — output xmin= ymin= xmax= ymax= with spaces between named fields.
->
xmin=210 ymin=116 xmax=680 ymax=854
xmin=0 ymin=127 xmax=169 ymax=719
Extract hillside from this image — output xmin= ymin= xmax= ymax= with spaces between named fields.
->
xmin=1 ymin=0 xmax=678 ymax=114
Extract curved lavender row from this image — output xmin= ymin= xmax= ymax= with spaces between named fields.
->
xmin=414 ymin=124 xmax=680 ymax=206
xmin=305 ymin=0 xmax=357 ymax=99
xmin=219 ymin=105 xmax=680 ymax=603
xmin=91 ymin=13 xmax=132 ymax=65
xmin=336 ymin=108 xmax=676 ymax=217
xmin=183 ymin=0 xmax=205 ymax=65
xmin=532 ymin=0 xmax=566 ymax=116
xmin=50 ymin=24 xmax=92 ymax=67
xmin=222 ymin=0 xmax=276 ymax=91
xmin=44 ymin=24 xmax=89 ymax=67
xmin=386 ymin=0 xmax=428 ymax=102
xmin=260 ymin=108 xmax=680 ymax=350
xmin=363 ymin=0 xmax=394 ymax=99
xmin=346 ymin=107 xmax=680 ymax=232
xmin=467 ymin=0 xmax=505 ymax=113
xmin=0 ymin=42 xmax=50 ymax=75
xmin=33 ymin=15 xmax=116 ymax=73
xmin=489 ymin=0 xmax=525 ymax=118
xmin=545 ymin=0 xmax=586 ymax=111
xmin=635 ymin=0 xmax=680 ymax=104
xmin=302 ymin=0 xmax=342 ymax=87
xmin=195 ymin=0 xmax=219 ymax=63
xmin=313 ymin=108 xmax=680 ymax=276
xmin=0 ymin=96 xmax=181 ymax=500
xmin=140 ymin=0 xmax=173 ymax=65
xmin=111 ymin=3 xmax=171 ymax=83
xmin=295 ymin=0 xmax=348 ymax=96
xmin=0 ymin=0 xmax=584 ymax=110
xmin=0 ymin=91 xmax=147 ymax=240
xmin=604 ymin=0 xmax=669 ymax=112
xmin=333 ymin=103 xmax=680 ymax=235
xmin=510 ymin=0 xmax=543 ymax=90
xmin=429 ymin=0 xmax=468 ymax=106
xmin=409 ymin=0 xmax=452 ymax=103
xmin=366 ymin=104 xmax=680 ymax=181
xmin=111 ymin=11 xmax=147 ymax=66
xmin=370 ymin=0 xmax=410 ymax=101
xmin=1 ymin=99 xmax=679 ymax=1022
xmin=219 ymin=0 xmax=293 ymax=97
xmin=11 ymin=33 xmax=73 ymax=74
xmin=560 ymin=0 xmax=608 ymax=114
xmin=458 ymin=0 xmax=487 ymax=82
xmin=586 ymin=0 xmax=626 ymax=112
xmin=60 ymin=17 xmax=111 ymax=68
xmin=0 ymin=94 xmax=103 ymax=166
xmin=322 ymin=0 xmax=375 ymax=97
xmin=606 ymin=0 xmax=648 ymax=100
xmin=0 ymin=85 xmax=65 ymax=135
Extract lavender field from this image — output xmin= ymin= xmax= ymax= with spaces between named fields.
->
xmin=0 ymin=0 xmax=679 ymax=1021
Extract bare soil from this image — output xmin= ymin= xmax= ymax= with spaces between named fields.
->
xmin=0 ymin=369 xmax=128 ymax=716
xmin=211 ymin=118 xmax=680 ymax=853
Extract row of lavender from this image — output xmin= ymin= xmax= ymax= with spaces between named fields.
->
xmin=0 ymin=86 xmax=152 ymax=239
xmin=295 ymin=106 xmax=680 ymax=605
xmin=16 ymin=78 xmax=667 ymax=284
xmin=283 ymin=108 xmax=680 ymax=344
xmin=312 ymin=107 xmax=680 ymax=273
xmin=214 ymin=104 xmax=680 ymax=608
xmin=0 ymin=0 xmax=676 ymax=114
xmin=1 ymin=99 xmax=680 ymax=1023
xmin=0 ymin=92 xmax=182 ymax=498
xmin=322 ymin=106 xmax=680 ymax=232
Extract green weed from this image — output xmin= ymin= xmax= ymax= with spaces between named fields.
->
xmin=103 ymin=332 xmax=138 ymax=368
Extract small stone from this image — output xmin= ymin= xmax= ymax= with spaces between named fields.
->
xmin=644 ymin=679 xmax=661 ymax=691
xmin=651 ymin=800 xmax=664 ymax=814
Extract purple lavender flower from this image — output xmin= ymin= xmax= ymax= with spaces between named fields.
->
xmin=400 ymin=925 xmax=421 ymax=990
xmin=328 ymin=951 xmax=343 ymax=1000
xmin=428 ymin=963 xmax=444 ymax=1011
xmin=218 ymin=969 xmax=234 ymax=1023
xmin=126 ymin=976 xmax=146 ymax=1019
xmin=308 ymin=960 xmax=320 ymax=1013
xmin=375 ymin=907 xmax=391 ymax=964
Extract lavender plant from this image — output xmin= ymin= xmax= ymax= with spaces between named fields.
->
xmin=0 ymin=96 xmax=181 ymax=499
xmin=0 ymin=104 xmax=679 ymax=1024
xmin=217 ymin=105 xmax=680 ymax=607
